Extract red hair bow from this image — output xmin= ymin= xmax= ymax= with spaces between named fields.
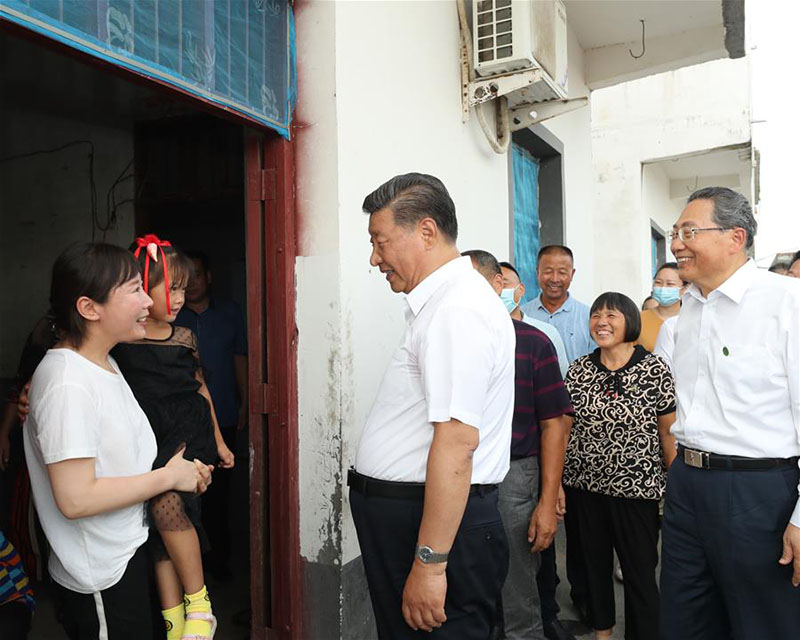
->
xmin=133 ymin=234 xmax=172 ymax=311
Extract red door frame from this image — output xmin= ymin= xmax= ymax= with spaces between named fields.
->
xmin=245 ymin=132 xmax=302 ymax=640
xmin=0 ymin=22 xmax=303 ymax=639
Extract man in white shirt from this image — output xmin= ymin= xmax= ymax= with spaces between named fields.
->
xmin=349 ymin=173 xmax=515 ymax=639
xmin=660 ymin=186 xmax=800 ymax=639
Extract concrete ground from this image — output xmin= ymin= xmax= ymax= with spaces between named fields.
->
xmin=30 ymin=518 xmax=634 ymax=640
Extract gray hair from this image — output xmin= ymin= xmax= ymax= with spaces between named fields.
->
xmin=362 ymin=173 xmax=458 ymax=242
xmin=687 ymin=187 xmax=756 ymax=250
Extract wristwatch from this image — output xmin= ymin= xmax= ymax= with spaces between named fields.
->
xmin=415 ymin=544 xmax=449 ymax=564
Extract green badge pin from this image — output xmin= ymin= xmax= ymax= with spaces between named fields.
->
xmin=722 ymin=346 xmax=730 ymax=356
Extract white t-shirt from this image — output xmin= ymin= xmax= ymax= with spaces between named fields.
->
xmin=24 ymin=349 xmax=157 ymax=594
xmin=355 ymin=256 xmax=515 ymax=484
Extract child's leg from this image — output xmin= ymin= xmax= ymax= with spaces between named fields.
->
xmin=151 ymin=491 xmax=215 ymax=638
xmin=155 ymin=558 xmax=186 ymax=639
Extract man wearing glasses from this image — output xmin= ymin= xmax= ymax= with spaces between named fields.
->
xmin=660 ymin=187 xmax=800 ymax=638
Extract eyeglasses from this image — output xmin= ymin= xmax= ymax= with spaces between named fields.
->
xmin=668 ymin=227 xmax=730 ymax=242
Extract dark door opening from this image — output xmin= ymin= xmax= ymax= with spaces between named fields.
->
xmin=1 ymin=25 xmax=298 ymax=639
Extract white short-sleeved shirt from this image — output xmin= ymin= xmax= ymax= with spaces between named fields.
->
xmin=24 ymin=349 xmax=157 ymax=594
xmin=670 ymin=260 xmax=800 ymax=526
xmin=355 ymin=256 xmax=516 ymax=484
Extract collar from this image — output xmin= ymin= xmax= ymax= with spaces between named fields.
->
xmin=536 ymin=291 xmax=573 ymax=314
xmin=589 ymin=344 xmax=648 ymax=373
xmin=405 ymin=256 xmax=470 ymax=318
xmin=685 ymin=259 xmax=755 ymax=305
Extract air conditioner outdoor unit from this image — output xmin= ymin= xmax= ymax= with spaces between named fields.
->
xmin=473 ymin=0 xmax=568 ymax=103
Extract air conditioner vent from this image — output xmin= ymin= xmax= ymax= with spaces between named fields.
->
xmin=473 ymin=0 xmax=568 ymax=102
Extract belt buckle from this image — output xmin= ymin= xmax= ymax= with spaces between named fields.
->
xmin=684 ymin=448 xmax=709 ymax=469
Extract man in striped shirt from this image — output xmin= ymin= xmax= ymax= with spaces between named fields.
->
xmin=464 ymin=251 xmax=573 ymax=639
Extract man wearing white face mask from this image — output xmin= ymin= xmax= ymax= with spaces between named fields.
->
xmin=637 ymin=262 xmax=685 ymax=352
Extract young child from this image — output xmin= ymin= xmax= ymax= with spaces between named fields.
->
xmin=111 ymin=235 xmax=234 ymax=640
xmin=23 ymin=243 xmax=210 ymax=639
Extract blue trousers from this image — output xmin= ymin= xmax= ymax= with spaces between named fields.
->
xmin=660 ymin=457 xmax=800 ymax=640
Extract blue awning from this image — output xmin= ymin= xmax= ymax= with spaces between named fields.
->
xmin=0 ymin=0 xmax=296 ymax=138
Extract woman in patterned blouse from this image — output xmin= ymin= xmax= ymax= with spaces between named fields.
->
xmin=563 ymin=292 xmax=676 ymax=640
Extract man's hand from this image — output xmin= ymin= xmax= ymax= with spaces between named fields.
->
xmin=556 ymin=485 xmax=567 ymax=521
xmin=402 ymin=561 xmax=447 ymax=632
xmin=779 ymin=523 xmax=800 ymax=587
xmin=528 ymin=501 xmax=558 ymax=552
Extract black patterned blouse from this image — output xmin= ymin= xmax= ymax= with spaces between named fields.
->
xmin=563 ymin=345 xmax=676 ymax=500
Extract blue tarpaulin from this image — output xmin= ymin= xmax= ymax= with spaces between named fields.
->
xmin=0 ymin=0 xmax=296 ymax=138
xmin=512 ymin=143 xmax=541 ymax=303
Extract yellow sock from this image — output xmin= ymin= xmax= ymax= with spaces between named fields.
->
xmin=162 ymin=602 xmax=185 ymax=640
xmin=183 ymin=585 xmax=214 ymax=637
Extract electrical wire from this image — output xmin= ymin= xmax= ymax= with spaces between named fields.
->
xmin=0 ymin=140 xmax=103 ymax=240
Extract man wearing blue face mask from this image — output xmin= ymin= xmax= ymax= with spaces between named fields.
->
xmin=500 ymin=262 xmax=569 ymax=378
xmin=463 ymin=250 xmax=574 ymax=640
xmin=637 ymin=262 xmax=684 ymax=352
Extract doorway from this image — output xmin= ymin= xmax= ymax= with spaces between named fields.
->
xmin=0 ymin=25 xmax=299 ymax=639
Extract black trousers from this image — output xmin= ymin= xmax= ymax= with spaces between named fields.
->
xmin=202 ymin=425 xmax=237 ymax=571
xmin=568 ymin=487 xmax=660 ymax=639
xmin=53 ymin=543 xmax=158 ymax=640
xmin=350 ymin=483 xmax=509 ymax=640
xmin=0 ymin=601 xmax=31 ymax=640
xmin=563 ymin=486 xmax=590 ymax=611
xmin=660 ymin=457 xmax=800 ymax=640
xmin=536 ymin=538 xmax=560 ymax=623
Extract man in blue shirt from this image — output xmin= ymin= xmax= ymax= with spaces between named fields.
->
xmin=175 ymin=251 xmax=247 ymax=580
xmin=521 ymin=245 xmax=596 ymax=364
xmin=521 ymin=245 xmax=595 ymax=637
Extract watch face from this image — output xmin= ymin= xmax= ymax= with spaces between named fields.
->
xmin=418 ymin=546 xmax=433 ymax=562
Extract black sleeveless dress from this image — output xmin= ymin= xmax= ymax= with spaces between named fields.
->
xmin=111 ymin=326 xmax=218 ymax=544
xmin=112 ymin=325 xmax=218 ymax=469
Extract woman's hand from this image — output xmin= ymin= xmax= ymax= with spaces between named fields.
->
xmin=556 ymin=485 xmax=567 ymax=521
xmin=17 ymin=383 xmax=31 ymax=424
xmin=166 ymin=447 xmax=213 ymax=493
xmin=217 ymin=442 xmax=235 ymax=469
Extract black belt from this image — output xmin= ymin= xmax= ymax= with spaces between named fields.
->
xmin=347 ymin=468 xmax=497 ymax=499
xmin=678 ymin=445 xmax=799 ymax=471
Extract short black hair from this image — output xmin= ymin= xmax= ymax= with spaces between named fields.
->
xmin=50 ymin=243 xmax=140 ymax=348
xmin=641 ymin=295 xmax=654 ymax=311
xmin=462 ymin=249 xmax=501 ymax=278
xmin=186 ymin=250 xmax=210 ymax=273
xmin=590 ymin=292 xmax=641 ymax=343
xmin=499 ymin=261 xmax=520 ymax=280
xmin=538 ymin=245 xmax=574 ymax=263
xmin=362 ymin=173 xmax=458 ymax=242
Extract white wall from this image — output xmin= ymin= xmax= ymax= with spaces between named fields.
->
xmin=590 ymin=57 xmax=751 ymax=301
xmin=539 ymin=18 xmax=594 ymax=303
xmin=295 ymin=1 xmax=596 ymax=574
xmin=641 ymin=162 xmax=682 ymax=286
xmin=0 ymin=107 xmax=135 ymax=380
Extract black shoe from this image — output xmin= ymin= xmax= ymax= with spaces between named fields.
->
xmin=543 ymin=618 xmax=576 ymax=640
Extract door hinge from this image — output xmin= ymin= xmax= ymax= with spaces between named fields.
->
xmin=247 ymin=169 xmax=277 ymax=202
xmin=251 ymin=383 xmax=278 ymax=415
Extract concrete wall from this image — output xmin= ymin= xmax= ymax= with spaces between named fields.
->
xmin=590 ymin=56 xmax=751 ymax=302
xmin=0 ymin=106 xmax=135 ymax=380
xmin=294 ymin=2 xmax=592 ymax=636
